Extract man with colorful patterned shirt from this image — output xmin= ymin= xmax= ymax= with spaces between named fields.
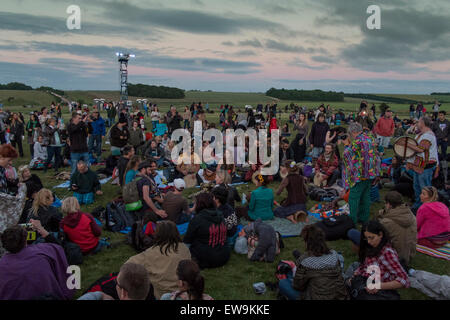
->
xmin=342 ymin=122 xmax=379 ymax=224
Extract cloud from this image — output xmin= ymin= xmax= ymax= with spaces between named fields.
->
xmin=238 ymin=39 xmax=264 ymax=48
xmin=222 ymin=41 xmax=234 ymax=46
xmin=265 ymin=40 xmax=327 ymax=54
xmin=232 ymin=50 xmax=257 ymax=57
xmin=288 ymin=58 xmax=329 ymax=70
xmin=311 ymin=55 xmax=337 ymax=64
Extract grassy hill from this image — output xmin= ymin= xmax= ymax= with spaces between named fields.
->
xmin=0 ymin=90 xmax=56 ymax=107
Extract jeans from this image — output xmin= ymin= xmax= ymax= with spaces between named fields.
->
xmin=377 ymin=135 xmax=391 ymax=148
xmin=71 ymin=152 xmax=90 ymax=175
xmin=184 ymin=119 xmax=190 ymax=129
xmin=347 ymin=229 xmax=361 ymax=246
xmin=410 ymin=111 xmax=415 ymax=119
xmin=88 ymin=134 xmax=102 ymax=158
xmin=349 ymin=179 xmax=372 ymax=224
xmin=278 ymin=273 xmax=301 ymax=300
xmin=91 ymin=238 xmax=110 ymax=254
xmin=152 ymin=121 xmax=158 ymax=132
xmin=412 ymin=167 xmax=435 ymax=210
xmin=45 ymin=146 xmax=62 ymax=172
xmin=437 ymin=139 xmax=448 ymax=161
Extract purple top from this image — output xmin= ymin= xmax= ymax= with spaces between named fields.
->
xmin=0 ymin=243 xmax=75 ymax=300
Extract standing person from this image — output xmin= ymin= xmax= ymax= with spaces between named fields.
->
xmin=432 ymin=101 xmax=440 ymax=121
xmin=166 ymin=106 xmax=182 ymax=134
xmin=373 ymin=108 xmax=395 ymax=150
xmin=404 ymin=117 xmax=439 ymax=211
xmin=342 ymin=122 xmax=379 ymax=224
xmin=129 ymin=120 xmax=144 ymax=152
xmin=9 ymin=113 xmax=24 ymax=157
xmin=110 ymin=117 xmax=130 ymax=155
xmin=67 ymin=113 xmax=92 ymax=175
xmin=183 ymin=192 xmax=230 ymax=269
xmin=151 ymin=106 xmax=160 ymax=132
xmin=309 ymin=113 xmax=330 ymax=160
xmin=106 ymin=102 xmax=117 ymax=128
xmin=183 ymin=106 xmax=191 ymax=129
xmin=409 ymin=104 xmax=416 ymax=119
xmin=43 ymin=118 xmax=64 ymax=173
xmin=88 ymin=110 xmax=105 ymax=162
xmin=432 ymin=111 xmax=450 ymax=161
xmin=416 ymin=103 xmax=424 ymax=120
xmin=38 ymin=107 xmax=51 ymax=127
xmin=26 ymin=114 xmax=40 ymax=158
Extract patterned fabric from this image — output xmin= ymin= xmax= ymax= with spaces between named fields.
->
xmin=0 ymin=166 xmax=7 ymax=193
xmin=300 ymin=250 xmax=343 ymax=270
xmin=0 ymin=183 xmax=27 ymax=234
xmin=342 ymin=132 xmax=380 ymax=189
xmin=315 ymin=153 xmax=339 ymax=177
xmin=355 ymin=245 xmax=410 ymax=287
xmin=416 ymin=242 xmax=450 ymax=261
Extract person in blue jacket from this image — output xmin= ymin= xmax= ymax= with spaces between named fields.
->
xmin=88 ymin=110 xmax=106 ymax=162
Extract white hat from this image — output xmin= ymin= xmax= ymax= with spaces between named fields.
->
xmin=174 ymin=178 xmax=186 ymax=190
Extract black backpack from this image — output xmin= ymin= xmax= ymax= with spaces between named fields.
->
xmin=314 ymin=215 xmax=355 ymax=241
xmin=63 ymin=241 xmax=83 ymax=265
xmin=105 ymin=201 xmax=135 ymax=232
xmin=309 ymin=186 xmax=328 ymax=201
xmin=127 ymin=216 xmax=155 ymax=252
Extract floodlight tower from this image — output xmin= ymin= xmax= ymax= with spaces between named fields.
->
xmin=116 ymin=52 xmax=135 ymax=103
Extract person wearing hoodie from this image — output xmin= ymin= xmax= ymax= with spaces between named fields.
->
xmin=416 ymin=186 xmax=450 ymax=249
xmin=309 ymin=113 xmax=330 ymax=160
xmin=278 ymin=224 xmax=347 ymax=300
xmin=183 ymin=192 xmax=230 ymax=269
xmin=347 ymin=191 xmax=417 ymax=267
xmin=373 ymin=108 xmax=395 ymax=149
xmin=88 ymin=110 xmax=106 ymax=162
xmin=60 ymin=197 xmax=106 ymax=255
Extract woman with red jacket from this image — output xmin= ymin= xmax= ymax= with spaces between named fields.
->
xmin=60 ymin=197 xmax=107 ymax=255
xmin=269 ymin=112 xmax=278 ymax=131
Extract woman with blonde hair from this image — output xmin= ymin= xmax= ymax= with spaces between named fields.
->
xmin=29 ymin=188 xmax=62 ymax=232
xmin=416 ymin=186 xmax=450 ymax=248
xmin=60 ymin=197 xmax=106 ymax=254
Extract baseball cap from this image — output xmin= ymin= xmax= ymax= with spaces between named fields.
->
xmin=173 ymin=178 xmax=186 ymax=190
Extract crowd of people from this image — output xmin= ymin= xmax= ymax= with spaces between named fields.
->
xmin=0 ymin=98 xmax=449 ymax=301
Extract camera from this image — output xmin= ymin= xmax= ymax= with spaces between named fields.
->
xmin=18 ymin=223 xmax=37 ymax=243
xmin=338 ymin=134 xmax=348 ymax=141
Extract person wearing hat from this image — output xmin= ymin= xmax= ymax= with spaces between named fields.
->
xmin=110 ymin=117 xmax=130 ymax=155
xmin=274 ymin=160 xmax=308 ymax=223
xmin=136 ymin=160 xmax=167 ymax=220
xmin=162 ymin=178 xmax=192 ymax=224
xmin=87 ymin=110 xmax=106 ymax=162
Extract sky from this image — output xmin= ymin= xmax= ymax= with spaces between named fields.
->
xmin=1 ymin=0 xmax=450 ymax=93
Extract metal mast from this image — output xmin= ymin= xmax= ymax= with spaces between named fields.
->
xmin=116 ymin=52 xmax=135 ymax=102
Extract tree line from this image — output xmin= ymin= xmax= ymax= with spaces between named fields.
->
xmin=266 ymin=88 xmax=344 ymax=101
xmin=128 ymin=83 xmax=185 ymax=99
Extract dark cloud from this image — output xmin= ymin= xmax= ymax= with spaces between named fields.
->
xmin=311 ymin=55 xmax=337 ymax=64
xmin=232 ymin=50 xmax=257 ymax=57
xmin=101 ymin=2 xmax=286 ymax=35
xmin=222 ymin=41 xmax=235 ymax=46
xmin=238 ymin=39 xmax=264 ymax=48
xmin=288 ymin=58 xmax=329 ymax=70
xmin=265 ymin=40 xmax=327 ymax=54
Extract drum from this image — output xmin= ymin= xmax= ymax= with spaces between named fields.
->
xmin=393 ymin=136 xmax=419 ymax=158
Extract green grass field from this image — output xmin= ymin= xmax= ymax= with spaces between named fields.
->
xmin=4 ymin=92 xmax=449 ymax=300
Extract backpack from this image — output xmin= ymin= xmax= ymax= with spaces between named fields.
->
xmin=314 ymin=215 xmax=355 ymax=241
xmin=105 ymin=201 xmax=135 ymax=232
xmin=63 ymin=241 xmax=83 ymax=265
xmin=84 ymin=272 xmax=156 ymax=300
xmin=127 ymin=217 xmax=155 ymax=252
xmin=122 ymin=177 xmax=142 ymax=204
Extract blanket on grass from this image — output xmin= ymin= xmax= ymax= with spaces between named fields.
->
xmin=416 ymin=242 xmax=450 ymax=261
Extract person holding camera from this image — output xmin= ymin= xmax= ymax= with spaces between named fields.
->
xmin=71 ymin=160 xmax=102 ymax=205
xmin=67 ymin=112 xmax=92 ymax=176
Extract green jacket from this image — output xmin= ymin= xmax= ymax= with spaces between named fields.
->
xmin=248 ymin=186 xmax=273 ymax=221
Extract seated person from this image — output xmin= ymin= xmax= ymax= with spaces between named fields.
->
xmin=212 ymin=186 xmax=239 ymax=247
xmin=175 ymin=151 xmax=201 ymax=186
xmin=28 ymin=188 xmax=62 ymax=233
xmin=347 ymin=191 xmax=417 ymax=267
xmin=71 ymin=160 xmax=103 ymax=205
xmin=160 ymin=260 xmax=213 ymax=300
xmin=78 ymin=263 xmax=151 ymax=300
xmin=274 ymin=161 xmax=307 ymax=223
xmin=136 ymin=160 xmax=167 ymax=221
xmin=18 ymin=165 xmax=43 ymax=200
xmin=162 ymin=179 xmax=192 ymax=224
xmin=124 ymin=155 xmax=141 ymax=185
xmin=30 ymin=135 xmax=47 ymax=166
xmin=126 ymin=221 xmax=191 ymax=299
xmin=60 ymin=197 xmax=107 ymax=255
xmin=238 ymin=174 xmax=274 ymax=221
xmin=416 ymin=186 xmax=450 ymax=249
xmin=314 ymin=143 xmax=340 ymax=187
xmin=97 ymin=149 xmax=121 ymax=176
xmin=346 ymin=221 xmax=409 ymax=300
xmin=278 ymin=225 xmax=347 ymax=300
xmin=394 ymin=122 xmax=405 ymax=137
xmin=197 ymin=163 xmax=217 ymax=184
xmin=215 ymin=169 xmax=240 ymax=208
xmin=145 ymin=140 xmax=165 ymax=167
xmin=278 ymin=139 xmax=294 ymax=175
xmin=183 ymin=192 xmax=230 ymax=269
xmin=0 ymin=225 xmax=75 ymax=300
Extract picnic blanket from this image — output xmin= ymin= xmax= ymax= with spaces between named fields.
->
xmin=53 ymin=176 xmax=112 ymax=189
xmin=416 ymin=242 xmax=450 ymax=261
xmin=239 ymin=216 xmax=319 ymax=238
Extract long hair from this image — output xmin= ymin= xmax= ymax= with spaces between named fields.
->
xmin=298 ymin=112 xmax=308 ymax=129
xmin=422 ymin=186 xmax=438 ymax=202
xmin=301 ymin=224 xmax=330 ymax=257
xmin=123 ymin=155 xmax=141 ymax=183
xmin=175 ymin=260 xmax=205 ymax=300
xmin=32 ymin=188 xmax=53 ymax=215
xmin=194 ymin=192 xmax=216 ymax=213
xmin=150 ymin=220 xmax=181 ymax=256
xmin=358 ymin=220 xmax=391 ymax=263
